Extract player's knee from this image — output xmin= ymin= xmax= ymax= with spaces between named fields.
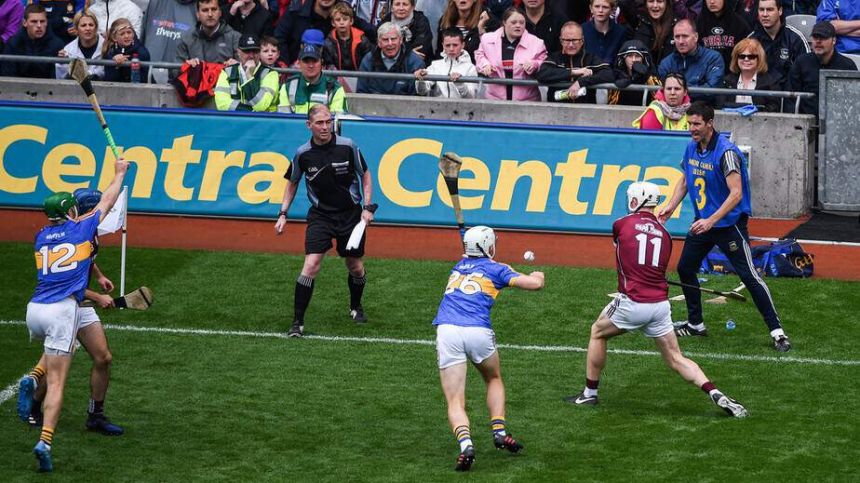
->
xmin=677 ymin=260 xmax=698 ymax=278
xmin=302 ymin=262 xmax=322 ymax=277
xmin=345 ymin=258 xmax=364 ymax=275
xmin=93 ymin=350 xmax=112 ymax=368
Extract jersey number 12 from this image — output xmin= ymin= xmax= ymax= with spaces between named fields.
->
xmin=39 ymin=243 xmax=78 ymax=275
xmin=634 ymin=233 xmax=662 ymax=267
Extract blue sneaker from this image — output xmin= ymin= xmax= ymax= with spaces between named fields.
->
xmin=17 ymin=376 xmax=36 ymax=422
xmin=86 ymin=414 xmax=124 ymax=436
xmin=33 ymin=440 xmax=52 ymax=472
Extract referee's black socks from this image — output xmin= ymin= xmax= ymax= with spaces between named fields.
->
xmin=348 ymin=272 xmax=366 ymax=310
xmin=294 ymin=275 xmax=315 ymax=322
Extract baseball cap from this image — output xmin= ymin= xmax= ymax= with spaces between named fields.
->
xmin=299 ymin=43 xmax=321 ymax=60
xmin=301 ymin=29 xmax=325 ymax=47
xmin=811 ymin=21 xmax=836 ymax=39
xmin=239 ymin=34 xmax=261 ymax=51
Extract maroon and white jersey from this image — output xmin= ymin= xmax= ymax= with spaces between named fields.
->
xmin=612 ymin=212 xmax=672 ymax=303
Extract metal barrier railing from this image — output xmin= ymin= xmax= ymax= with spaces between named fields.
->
xmin=0 ymin=53 xmax=816 ymax=113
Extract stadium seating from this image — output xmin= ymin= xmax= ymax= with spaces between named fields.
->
xmin=786 ymin=15 xmax=817 ymax=42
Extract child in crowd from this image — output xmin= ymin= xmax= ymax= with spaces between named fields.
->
xmin=260 ymin=35 xmax=288 ymax=84
xmin=323 ymin=2 xmax=372 ymax=71
xmin=102 ymin=17 xmax=150 ymax=83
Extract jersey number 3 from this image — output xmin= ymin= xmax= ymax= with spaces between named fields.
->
xmin=38 ymin=243 xmax=79 ymax=275
xmin=634 ymin=233 xmax=662 ymax=267
xmin=694 ymin=178 xmax=707 ymax=210
xmin=445 ymin=271 xmax=485 ymax=295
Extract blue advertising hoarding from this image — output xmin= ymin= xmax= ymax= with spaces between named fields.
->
xmin=0 ymin=102 xmax=695 ymax=234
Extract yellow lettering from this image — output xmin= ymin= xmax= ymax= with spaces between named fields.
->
xmin=199 ymin=150 xmax=246 ymax=201
xmin=97 ymin=146 xmax=158 ymax=198
xmin=0 ymin=125 xmax=46 ymax=193
xmin=160 ymin=135 xmax=201 ymax=201
xmin=644 ymin=166 xmax=685 ymax=218
xmin=593 ymin=165 xmax=641 ymax=215
xmin=435 ymin=156 xmax=490 ymax=210
xmin=555 ymin=149 xmax=596 ymax=215
xmin=378 ymin=138 xmax=442 ymax=208
xmin=491 ymin=160 xmax=552 ymax=212
xmin=42 ymin=143 xmax=96 ymax=193
xmin=237 ymin=152 xmax=289 ymax=204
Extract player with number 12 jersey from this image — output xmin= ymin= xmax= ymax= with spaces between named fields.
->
xmin=32 ymin=210 xmax=101 ymax=304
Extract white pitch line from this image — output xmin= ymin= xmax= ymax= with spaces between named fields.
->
xmin=0 ymin=374 xmax=25 ymax=406
xmin=1 ymin=320 xmax=858 ymax=367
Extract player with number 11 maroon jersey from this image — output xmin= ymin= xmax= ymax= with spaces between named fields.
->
xmin=562 ymin=182 xmax=748 ymax=419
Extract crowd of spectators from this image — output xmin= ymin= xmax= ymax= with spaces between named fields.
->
xmin=0 ymin=0 xmax=858 ymax=119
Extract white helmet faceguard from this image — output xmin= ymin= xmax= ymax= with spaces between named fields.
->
xmin=627 ymin=181 xmax=661 ymax=212
xmin=463 ymin=225 xmax=496 ymax=258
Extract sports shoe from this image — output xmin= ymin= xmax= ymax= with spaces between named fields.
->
xmin=86 ymin=413 xmax=124 ymax=436
xmin=28 ymin=405 xmax=44 ymax=427
xmin=493 ymin=433 xmax=523 ymax=454
xmin=562 ymin=392 xmax=598 ymax=406
xmin=674 ymin=322 xmax=708 ymax=337
xmin=712 ymin=393 xmax=749 ymax=418
xmin=349 ymin=306 xmax=367 ymax=323
xmin=454 ymin=446 xmax=475 ymax=471
xmin=773 ymin=335 xmax=791 ymax=353
xmin=17 ymin=376 xmax=36 ymax=422
xmin=33 ymin=440 xmax=52 ymax=472
xmin=287 ymin=320 xmax=304 ymax=338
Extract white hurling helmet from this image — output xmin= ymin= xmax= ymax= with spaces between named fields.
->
xmin=463 ymin=225 xmax=496 ymax=258
xmin=626 ymin=181 xmax=661 ymax=212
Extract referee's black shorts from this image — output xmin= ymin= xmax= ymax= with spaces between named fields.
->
xmin=305 ymin=205 xmax=365 ymax=257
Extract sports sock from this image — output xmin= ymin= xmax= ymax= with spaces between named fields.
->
xmin=29 ymin=364 xmax=46 ymax=387
xmin=770 ymin=328 xmax=786 ymax=339
xmin=689 ymin=322 xmax=706 ymax=331
xmin=348 ymin=272 xmax=366 ymax=310
xmin=294 ymin=275 xmax=315 ymax=322
xmin=454 ymin=425 xmax=473 ymax=452
xmin=490 ymin=417 xmax=506 ymax=437
xmin=584 ymin=378 xmax=599 ymax=397
xmin=40 ymin=427 xmax=54 ymax=448
xmin=701 ymin=382 xmax=720 ymax=398
xmin=88 ymin=399 xmax=104 ymax=416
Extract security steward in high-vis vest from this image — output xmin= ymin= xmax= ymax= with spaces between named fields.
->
xmin=278 ymin=43 xmax=347 ymax=114
xmin=215 ymin=34 xmax=279 ymax=112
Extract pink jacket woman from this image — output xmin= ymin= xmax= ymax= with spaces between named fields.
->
xmin=474 ymin=9 xmax=547 ymax=101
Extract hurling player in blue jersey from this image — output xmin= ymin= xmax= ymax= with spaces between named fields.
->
xmin=19 ymin=188 xmax=125 ymax=438
xmin=22 ymin=157 xmax=128 ymax=472
xmin=433 ymin=226 xmax=545 ymax=471
xmin=659 ymin=102 xmax=789 ymax=352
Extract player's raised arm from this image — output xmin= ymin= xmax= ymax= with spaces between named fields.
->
xmin=512 ymin=271 xmax=545 ymax=290
xmin=94 ymin=158 xmax=130 ymax=223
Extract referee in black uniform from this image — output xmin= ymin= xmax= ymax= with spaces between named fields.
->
xmin=275 ymin=105 xmax=377 ymax=338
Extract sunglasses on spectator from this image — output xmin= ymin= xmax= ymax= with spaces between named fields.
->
xmin=738 ymin=54 xmax=758 ymax=60
xmin=560 ymin=38 xmax=584 ymax=44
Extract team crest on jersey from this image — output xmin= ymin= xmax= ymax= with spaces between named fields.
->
xmin=634 ymin=222 xmax=662 ymax=236
xmin=728 ymin=241 xmax=739 ymax=252
xmin=780 ymin=48 xmax=790 ymax=60
xmin=712 ymin=27 xmax=725 ymax=35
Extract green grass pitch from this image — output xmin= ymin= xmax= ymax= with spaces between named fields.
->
xmin=0 ymin=241 xmax=858 ymax=481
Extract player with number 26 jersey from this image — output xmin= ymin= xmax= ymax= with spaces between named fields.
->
xmin=32 ymin=210 xmax=101 ymax=304
xmin=613 ymin=211 xmax=671 ymax=303
xmin=433 ymin=258 xmax=521 ymax=329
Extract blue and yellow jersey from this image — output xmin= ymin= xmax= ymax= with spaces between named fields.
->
xmin=432 ymin=257 xmax=521 ymax=329
xmin=31 ymin=210 xmax=101 ymax=304
xmin=682 ymin=133 xmax=752 ymax=228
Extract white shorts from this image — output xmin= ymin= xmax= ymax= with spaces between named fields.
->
xmin=435 ymin=324 xmax=497 ymax=369
xmin=602 ymin=294 xmax=673 ymax=338
xmin=77 ymin=306 xmax=101 ymax=329
xmin=26 ymin=297 xmax=80 ymax=355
